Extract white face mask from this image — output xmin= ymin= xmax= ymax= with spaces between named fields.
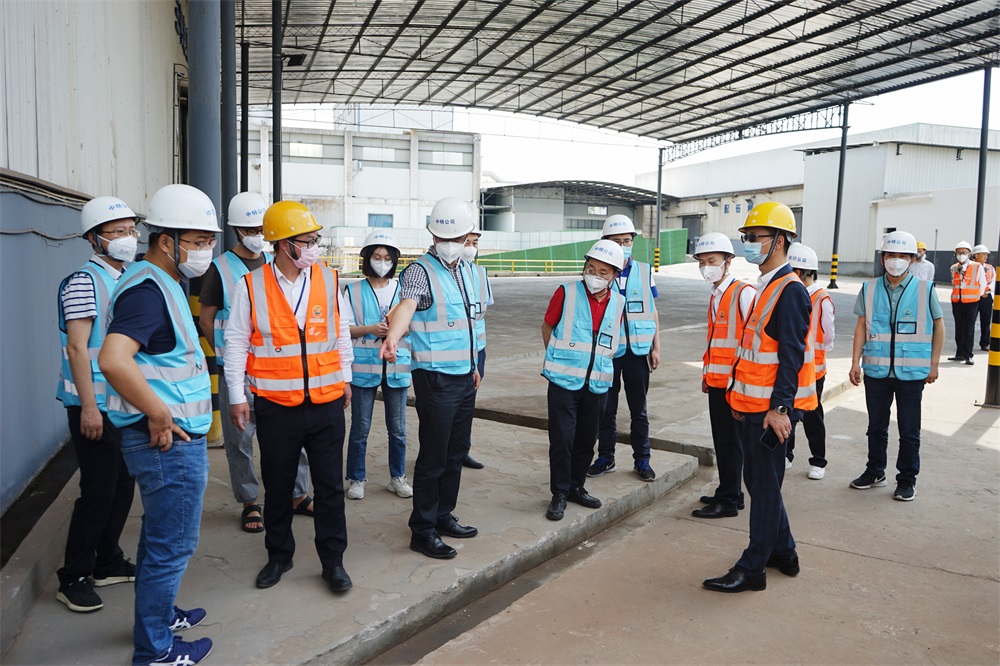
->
xmin=436 ymin=241 xmax=464 ymax=265
xmin=178 ymin=248 xmax=214 ymax=278
xmin=584 ymin=274 xmax=609 ymax=294
xmin=700 ymin=264 xmax=725 ymax=286
xmin=99 ymin=235 xmax=137 ymax=263
xmin=884 ymin=257 xmax=910 ymax=277
xmin=240 ymin=232 xmax=266 ymax=255
xmin=371 ymin=259 xmax=393 ymax=277
xmin=957 ymin=253 xmax=970 ymax=264
xmin=462 ymin=245 xmax=478 ymax=263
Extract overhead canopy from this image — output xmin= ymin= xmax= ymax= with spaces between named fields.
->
xmin=238 ymin=0 xmax=1000 ymax=145
xmin=483 ymin=180 xmax=676 ymax=206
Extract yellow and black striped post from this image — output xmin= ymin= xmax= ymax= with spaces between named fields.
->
xmin=654 ymin=246 xmax=661 ymax=271
xmin=188 ymin=291 xmax=224 ymax=445
xmin=984 ymin=277 xmax=1000 ymax=407
xmin=828 ymin=252 xmax=839 ymax=289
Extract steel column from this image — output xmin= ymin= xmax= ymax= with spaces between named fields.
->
xmin=187 ymin=0 xmax=222 ymax=218
xmin=827 ymin=102 xmax=849 ymax=289
xmin=979 ymin=67 xmax=998 ymax=407
xmin=241 ymin=41 xmax=250 ymax=195
xmin=272 ymin=0 xmax=283 ymax=200
xmin=221 ymin=0 xmax=237 ymax=250
xmin=654 ymin=147 xmax=663 ymax=270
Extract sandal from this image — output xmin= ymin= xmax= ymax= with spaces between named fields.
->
xmin=241 ymin=504 xmax=264 ymax=533
xmin=293 ymin=495 xmax=315 ymax=517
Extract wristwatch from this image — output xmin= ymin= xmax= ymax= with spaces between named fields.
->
xmin=774 ymin=405 xmax=789 ymax=415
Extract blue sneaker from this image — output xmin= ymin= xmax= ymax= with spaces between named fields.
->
xmin=151 ymin=636 xmax=212 ymax=665
xmin=587 ymin=456 xmax=616 ymax=477
xmin=170 ymin=606 xmax=207 ymax=631
xmin=634 ymin=459 xmax=656 ymax=482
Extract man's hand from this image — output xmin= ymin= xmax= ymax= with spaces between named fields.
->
xmin=701 ymin=377 xmax=709 ymax=394
xmin=343 ymin=384 xmax=352 ymax=409
xmin=650 ymin=349 xmax=660 ymax=370
xmin=370 ymin=322 xmax=389 ymax=338
xmin=925 ymin=365 xmax=939 ymax=384
xmin=731 ymin=409 xmax=744 ymax=422
xmin=379 ymin=336 xmax=398 ymax=362
xmin=849 ymin=363 xmax=863 ymax=386
xmin=763 ymin=409 xmax=792 ymax=444
xmin=80 ymin=405 xmax=104 ymax=441
xmin=473 ymin=369 xmax=481 ymax=391
xmin=230 ymin=403 xmax=251 ymax=431
xmin=148 ymin=407 xmax=190 ymax=452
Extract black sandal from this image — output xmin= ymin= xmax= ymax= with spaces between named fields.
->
xmin=241 ymin=504 xmax=264 ymax=533
xmin=293 ymin=495 xmax=315 ymax=517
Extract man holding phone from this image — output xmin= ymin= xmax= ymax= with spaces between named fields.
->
xmin=704 ymin=202 xmax=815 ymax=594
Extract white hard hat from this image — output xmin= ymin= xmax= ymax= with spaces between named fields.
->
xmin=602 ymin=214 xmax=639 ymax=238
xmin=228 ymin=192 xmax=268 ymax=228
xmin=146 ymin=184 xmax=221 ymax=233
xmin=879 ymin=230 xmax=918 ymax=255
xmin=788 ymin=242 xmax=819 ymax=270
xmin=692 ymin=232 xmax=734 ymax=258
xmin=584 ymin=239 xmax=625 ymax=271
xmin=81 ymin=196 xmax=136 ymax=234
xmin=955 ymin=240 xmax=973 ymax=252
xmin=427 ymin=197 xmax=476 ymax=239
xmin=362 ymin=230 xmax=399 ymax=251
xmin=972 ymin=244 xmax=990 ymax=255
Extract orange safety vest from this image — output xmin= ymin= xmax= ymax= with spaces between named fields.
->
xmin=703 ymin=280 xmax=751 ymax=389
xmin=809 ymin=288 xmax=833 ymax=380
xmin=246 ymin=263 xmax=345 ymax=407
xmin=728 ymin=273 xmax=818 ymax=413
xmin=951 ymin=263 xmax=981 ymax=303
xmin=983 ymin=263 xmax=996 ymax=297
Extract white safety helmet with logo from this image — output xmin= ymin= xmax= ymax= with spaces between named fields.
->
xmin=601 ymin=214 xmax=640 ymax=238
xmin=146 ymin=184 xmax=221 ymax=232
xmin=788 ymin=242 xmax=819 ymax=270
xmin=879 ymin=230 xmax=918 ymax=255
xmin=584 ymin=239 xmax=625 ymax=271
xmin=363 ymin=230 xmax=399 ymax=251
xmin=81 ymin=196 xmax=137 ymax=234
xmin=954 ymin=240 xmax=973 ymax=252
xmin=427 ymin=197 xmax=477 ymax=239
xmin=692 ymin=232 xmax=735 ymax=258
xmin=227 ymin=192 xmax=268 ymax=228
xmin=972 ymin=244 xmax=990 ymax=256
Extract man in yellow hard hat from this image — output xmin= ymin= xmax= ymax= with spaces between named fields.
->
xmin=907 ymin=241 xmax=935 ymax=282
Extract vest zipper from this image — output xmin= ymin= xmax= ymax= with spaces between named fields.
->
xmin=584 ymin=329 xmax=598 ymax=387
xmin=300 ymin=328 xmax=309 ymax=400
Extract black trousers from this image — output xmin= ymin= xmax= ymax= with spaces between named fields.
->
xmin=255 ymin=396 xmax=347 ymax=569
xmin=706 ymin=387 xmax=744 ymax=509
xmin=979 ymin=294 xmax=994 ymax=349
xmin=548 ymin=382 xmax=607 ymax=496
xmin=57 ymin=406 xmax=135 ymax=586
xmin=952 ymin=300 xmax=979 ymax=359
xmin=788 ymin=375 xmax=827 ymax=467
xmin=596 ymin=350 xmax=651 ymax=462
xmin=409 ymin=369 xmax=477 ymax=537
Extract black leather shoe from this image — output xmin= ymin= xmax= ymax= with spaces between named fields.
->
xmin=692 ymin=501 xmax=738 ymax=519
xmin=947 ymin=355 xmax=963 ymax=361
xmin=766 ymin=554 xmax=800 ymax=577
xmin=255 ymin=560 xmax=292 ymax=589
xmin=700 ymin=495 xmax=745 ymax=510
xmin=965 ymin=358 xmax=975 ymax=365
xmin=567 ymin=486 xmax=601 ymax=509
xmin=546 ymin=494 xmax=567 ymax=521
xmin=322 ymin=566 xmax=353 ymax=593
xmin=436 ymin=516 xmax=478 ymax=538
xmin=409 ymin=533 xmax=457 ymax=559
xmin=462 ymin=454 xmax=485 ymax=469
xmin=703 ymin=567 xmax=766 ymax=593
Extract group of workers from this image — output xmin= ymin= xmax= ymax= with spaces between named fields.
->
xmin=53 ymin=182 xmax=994 ymax=663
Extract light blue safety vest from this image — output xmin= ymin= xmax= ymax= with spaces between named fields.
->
xmin=56 ymin=262 xmax=119 ymax=410
xmin=212 ymin=250 xmax=271 ymax=366
xmin=542 ymin=281 xmax=625 ymax=394
xmin=105 ymin=261 xmax=213 ymax=434
xmin=618 ymin=259 xmax=657 ymax=356
xmin=346 ymin=278 xmax=411 ymax=388
xmin=861 ymin=274 xmax=935 ymax=381
xmin=407 ymin=253 xmax=477 ymax=375
xmin=466 ymin=261 xmax=491 ymax=352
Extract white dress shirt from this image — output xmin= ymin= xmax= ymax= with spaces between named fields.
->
xmin=224 ymin=263 xmax=354 ymax=405
xmin=711 ymin=274 xmax=756 ymax=321
xmin=807 ymin=282 xmax=836 ymax=351
xmin=908 ymin=257 xmax=935 ymax=282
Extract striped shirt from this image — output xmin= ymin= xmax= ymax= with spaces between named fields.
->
xmin=61 ymin=255 xmax=122 ymax=321
xmin=399 ymin=246 xmax=470 ymax=311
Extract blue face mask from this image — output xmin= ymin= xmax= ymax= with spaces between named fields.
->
xmin=743 ymin=242 xmax=767 ymax=265
xmin=622 ymin=246 xmax=633 ymax=260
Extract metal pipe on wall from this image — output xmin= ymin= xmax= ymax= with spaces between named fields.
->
xmin=241 ymin=41 xmax=250 ymax=195
xmin=221 ymin=0 xmax=237 ymax=250
xmin=272 ymin=0 xmax=283 ymax=200
xmin=187 ymin=0 xmax=222 ymax=218
xmin=827 ymin=102 xmax=849 ymax=289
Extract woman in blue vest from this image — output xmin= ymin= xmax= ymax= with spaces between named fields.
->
xmin=344 ymin=230 xmax=413 ymax=501
xmin=541 ymin=240 xmax=626 ymax=521
xmin=849 ymin=230 xmax=944 ymax=503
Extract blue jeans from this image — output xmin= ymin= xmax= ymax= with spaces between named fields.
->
xmin=346 ymin=382 xmax=408 ymax=480
xmin=864 ymin=375 xmax=924 ymax=484
xmin=120 ymin=427 xmax=208 ymax=665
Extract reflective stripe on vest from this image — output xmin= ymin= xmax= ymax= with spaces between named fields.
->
xmin=809 ymin=288 xmax=833 ymax=379
xmin=408 ymin=254 xmax=477 ymax=375
xmin=984 ymin=263 xmax=995 ymax=296
xmin=703 ymin=280 xmax=750 ymax=390
xmin=346 ymin=279 xmax=411 ymax=388
xmin=56 ymin=262 xmax=118 ymax=409
xmin=620 ymin=260 xmax=657 ymax=355
xmin=105 ymin=261 xmax=212 ymax=434
xmin=470 ymin=263 xmax=490 ymax=352
xmin=542 ymin=281 xmax=624 ymax=394
xmin=728 ymin=272 xmax=818 ymax=412
xmin=861 ymin=275 xmax=934 ymax=381
xmin=246 ymin=263 xmax=345 ymax=406
xmin=951 ymin=263 xmax=981 ymax=303
xmin=212 ymin=251 xmax=271 ymax=365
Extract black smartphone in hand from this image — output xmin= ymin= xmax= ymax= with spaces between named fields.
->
xmin=760 ymin=425 xmax=781 ymax=451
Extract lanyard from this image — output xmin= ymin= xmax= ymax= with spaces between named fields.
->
xmin=273 ymin=264 xmax=309 ymax=319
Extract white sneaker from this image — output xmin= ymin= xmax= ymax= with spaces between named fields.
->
xmin=347 ymin=480 xmax=365 ymax=500
xmin=807 ymin=466 xmax=826 ymax=480
xmin=784 ymin=458 xmax=792 ymax=470
xmin=388 ymin=476 xmax=413 ymax=498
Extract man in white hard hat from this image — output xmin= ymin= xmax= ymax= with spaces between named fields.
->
xmin=541 ymin=240 xmax=626 ymax=521
xmin=971 ymin=244 xmax=995 ymax=352
xmin=54 ymin=197 xmax=139 ymax=613
xmin=907 ymin=241 xmax=935 ymax=282
xmin=849 ymin=230 xmax=944 ymax=503
xmin=588 ymin=214 xmax=660 ymax=482
xmin=198 ymin=192 xmax=313 ymax=533
xmin=99 ymin=184 xmax=219 ymax=665
xmin=461 ymin=228 xmax=492 ymax=470
xmin=690 ymin=232 xmax=755 ymax=519
xmin=786 ymin=243 xmax=835 ymax=481
xmin=379 ymin=197 xmax=481 ymax=560
xmin=948 ymin=241 xmax=986 ymax=364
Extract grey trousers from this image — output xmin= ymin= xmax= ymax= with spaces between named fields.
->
xmin=218 ymin=377 xmax=310 ymax=505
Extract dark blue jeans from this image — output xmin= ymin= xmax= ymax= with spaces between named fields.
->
xmin=597 ymin=350 xmax=651 ymax=462
xmin=863 ymin=375 xmax=924 ymax=484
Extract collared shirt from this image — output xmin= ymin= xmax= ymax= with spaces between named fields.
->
xmin=908 ymin=257 xmax=935 ymax=282
xmin=853 ymin=275 xmax=943 ymax=321
xmin=61 ymin=254 xmax=124 ymax=321
xmin=807 ymin=282 xmax=836 ymax=351
xmin=614 ymin=258 xmax=659 ymax=298
xmin=544 ymin=283 xmax=614 ymax=332
xmin=223 ymin=263 xmax=354 ymax=404
xmin=711 ymin=274 xmax=756 ymax=321
xmin=399 ymin=245 xmax=471 ymax=311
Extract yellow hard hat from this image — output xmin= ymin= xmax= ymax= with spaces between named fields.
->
xmin=263 ymin=201 xmax=322 ymax=242
xmin=916 ymin=241 xmax=927 ymax=250
xmin=739 ymin=201 xmax=797 ymax=238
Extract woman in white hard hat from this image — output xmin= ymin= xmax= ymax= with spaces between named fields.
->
xmin=540 ymin=240 xmax=626 ymax=521
xmin=948 ymin=241 xmax=986 ymax=364
xmin=971 ymin=244 xmax=995 ymax=352
xmin=344 ymin=231 xmax=413 ymax=501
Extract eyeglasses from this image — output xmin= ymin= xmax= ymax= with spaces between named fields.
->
xmin=584 ymin=269 xmax=615 ymax=280
xmin=740 ymin=233 xmax=774 ymax=243
xmin=102 ymin=228 xmax=140 ymax=238
xmin=609 ymin=238 xmax=634 ymax=247
xmin=179 ymin=237 xmax=218 ymax=251
xmin=291 ymin=237 xmax=320 ymax=249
